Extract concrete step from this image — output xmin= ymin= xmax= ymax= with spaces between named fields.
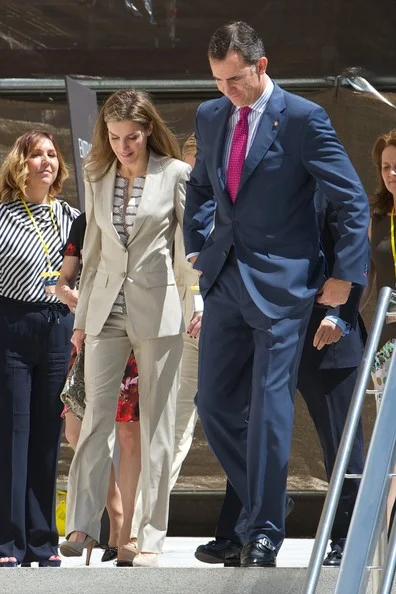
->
xmin=0 ymin=538 xmax=392 ymax=594
xmin=1 ymin=567 xmax=393 ymax=594
xmin=0 ymin=567 xmax=337 ymax=594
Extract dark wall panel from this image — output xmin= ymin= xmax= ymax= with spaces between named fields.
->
xmin=0 ymin=0 xmax=394 ymax=78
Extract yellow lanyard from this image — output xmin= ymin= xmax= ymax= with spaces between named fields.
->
xmin=391 ymin=208 xmax=396 ymax=277
xmin=20 ymin=196 xmax=59 ymax=273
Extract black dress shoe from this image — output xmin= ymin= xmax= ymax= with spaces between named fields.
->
xmin=101 ymin=546 xmax=118 ymax=563
xmin=224 ymin=545 xmax=245 ymax=567
xmin=240 ymin=537 xmax=277 ymax=568
xmin=225 ymin=494 xmax=293 ymax=567
xmin=195 ymin=539 xmax=242 ymax=564
xmin=323 ymin=543 xmax=343 ymax=567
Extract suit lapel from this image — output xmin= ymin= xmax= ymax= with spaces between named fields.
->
xmin=97 ymin=161 xmax=120 ymax=243
xmin=238 ymin=84 xmax=286 ymax=193
xmin=210 ymin=98 xmax=232 ymax=200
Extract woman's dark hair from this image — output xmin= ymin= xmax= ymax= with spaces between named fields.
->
xmin=371 ymin=129 xmax=396 ymax=215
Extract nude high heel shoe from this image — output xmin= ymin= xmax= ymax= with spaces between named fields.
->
xmin=133 ymin=552 xmax=159 ymax=567
xmin=116 ymin=539 xmax=139 ymax=567
xmin=60 ymin=535 xmax=96 ymax=566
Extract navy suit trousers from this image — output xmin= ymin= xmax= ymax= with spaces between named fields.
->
xmin=297 ymin=363 xmax=365 ymax=541
xmin=214 ymin=349 xmax=365 ymax=546
xmin=197 ymin=256 xmax=313 ymax=549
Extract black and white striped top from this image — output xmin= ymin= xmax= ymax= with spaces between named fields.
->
xmin=111 ymin=172 xmax=145 ymax=315
xmin=0 ymin=198 xmax=80 ymax=303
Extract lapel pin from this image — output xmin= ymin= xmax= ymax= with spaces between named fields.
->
xmin=273 ymin=120 xmax=279 ymax=128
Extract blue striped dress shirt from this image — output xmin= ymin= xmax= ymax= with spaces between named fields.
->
xmin=222 ymin=77 xmax=275 ymax=177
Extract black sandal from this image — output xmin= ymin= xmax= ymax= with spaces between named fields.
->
xmin=101 ymin=546 xmax=118 ymax=563
xmin=39 ymin=556 xmax=61 ymax=567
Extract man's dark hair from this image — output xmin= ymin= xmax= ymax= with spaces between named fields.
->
xmin=208 ymin=21 xmax=265 ymax=64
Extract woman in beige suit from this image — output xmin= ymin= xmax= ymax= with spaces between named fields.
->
xmin=60 ymin=89 xmax=189 ymax=566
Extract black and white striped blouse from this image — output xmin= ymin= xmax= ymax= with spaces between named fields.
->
xmin=111 ymin=173 xmax=145 ymax=315
xmin=0 ymin=198 xmax=80 ymax=303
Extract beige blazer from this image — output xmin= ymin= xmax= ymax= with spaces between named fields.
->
xmin=74 ymin=150 xmax=191 ymax=340
xmin=173 ymin=225 xmax=200 ymax=327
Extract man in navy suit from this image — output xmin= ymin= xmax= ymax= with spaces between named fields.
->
xmin=183 ymin=21 xmax=369 ymax=567
xmin=194 ymin=190 xmax=367 ymax=567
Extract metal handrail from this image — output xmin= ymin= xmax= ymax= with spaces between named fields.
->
xmin=0 ymin=77 xmax=334 ymax=95
xmin=335 ymin=335 xmax=396 ymax=592
xmin=377 ymin=504 xmax=396 ymax=593
xmin=302 ymin=285 xmax=394 ymax=594
xmin=0 ymin=75 xmax=395 ymax=96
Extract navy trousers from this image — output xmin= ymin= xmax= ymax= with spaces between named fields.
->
xmin=297 ymin=364 xmax=365 ymax=542
xmin=0 ymin=297 xmax=73 ymax=563
xmin=197 ymin=257 xmax=313 ymax=549
xmin=215 ymin=365 xmax=365 ymax=546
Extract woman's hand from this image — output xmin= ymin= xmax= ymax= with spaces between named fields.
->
xmin=71 ymin=329 xmax=86 ymax=353
xmin=64 ymin=287 xmax=79 ymax=313
xmin=187 ymin=311 xmax=203 ymax=338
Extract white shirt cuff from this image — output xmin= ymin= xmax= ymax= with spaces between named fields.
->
xmin=194 ymin=294 xmax=204 ymax=312
xmin=186 ymin=252 xmax=199 ymax=262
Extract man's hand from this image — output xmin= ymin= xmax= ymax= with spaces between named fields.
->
xmin=313 ymin=318 xmax=343 ymax=350
xmin=188 ymin=256 xmax=202 ymax=276
xmin=71 ymin=328 xmax=86 ymax=353
xmin=316 ymin=278 xmax=352 ymax=307
xmin=187 ymin=311 xmax=203 ymax=338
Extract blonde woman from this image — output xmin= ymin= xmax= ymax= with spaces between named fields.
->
xmin=0 ymin=130 xmax=79 ymax=567
xmin=60 ymin=90 xmax=190 ymax=566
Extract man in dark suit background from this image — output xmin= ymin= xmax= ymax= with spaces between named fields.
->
xmin=194 ymin=190 xmax=366 ymax=567
xmin=184 ymin=21 xmax=369 ymax=567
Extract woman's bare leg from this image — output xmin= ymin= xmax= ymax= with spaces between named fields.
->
xmin=106 ymin=466 xmax=123 ymax=547
xmin=64 ymin=411 xmax=81 ymax=451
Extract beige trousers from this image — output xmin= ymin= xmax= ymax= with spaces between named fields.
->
xmin=170 ymin=332 xmax=199 ymax=489
xmin=66 ymin=314 xmax=183 ymax=553
xmin=132 ymin=332 xmax=199 ymax=536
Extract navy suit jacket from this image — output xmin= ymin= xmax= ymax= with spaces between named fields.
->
xmin=184 ymin=83 xmax=370 ymax=320
xmin=301 ymin=192 xmax=367 ymax=370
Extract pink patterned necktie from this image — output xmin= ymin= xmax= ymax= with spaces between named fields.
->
xmin=226 ymin=106 xmax=251 ymax=203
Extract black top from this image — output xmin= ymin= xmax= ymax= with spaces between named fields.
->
xmin=299 ymin=191 xmax=366 ymax=370
xmin=371 ymin=213 xmax=396 ymax=348
xmin=62 ymin=212 xmax=86 ymax=259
